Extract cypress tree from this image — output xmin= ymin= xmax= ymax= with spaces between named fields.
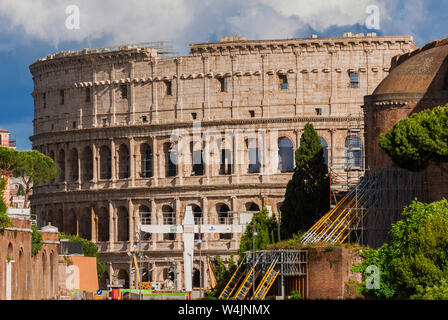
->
xmin=280 ymin=123 xmax=330 ymax=239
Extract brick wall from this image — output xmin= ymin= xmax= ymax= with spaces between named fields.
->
xmin=0 ymin=218 xmax=59 ymax=300
xmin=307 ymin=246 xmax=362 ymax=299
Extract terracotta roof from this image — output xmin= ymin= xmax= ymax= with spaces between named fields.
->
xmin=373 ymin=37 xmax=448 ymax=95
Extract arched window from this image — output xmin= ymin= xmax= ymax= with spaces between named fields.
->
xmin=68 ymin=148 xmax=79 ymax=181
xmin=65 ymin=209 xmax=77 ymax=235
xmin=58 ymin=149 xmax=66 ymax=182
xmin=345 ymin=136 xmax=363 ymax=170
xmin=248 ymin=138 xmax=261 ymax=173
xmin=117 ymin=207 xmax=129 ymax=241
xmin=79 ymin=208 xmax=91 ymax=240
xmin=99 ymin=146 xmax=112 ymax=179
xmin=117 ymin=269 xmax=129 ymax=289
xmin=278 ymin=137 xmax=294 ymax=172
xmin=97 ymin=207 xmax=109 ymax=242
xmin=319 ymin=136 xmax=329 ymax=167
xmin=218 ymin=138 xmax=232 ymax=175
xmin=82 ymin=146 xmax=93 ymax=181
xmin=192 ymin=268 xmax=200 ymax=288
xmin=217 ymin=204 xmax=232 ymax=239
xmin=191 ymin=205 xmax=202 ymax=240
xmin=118 ymin=144 xmax=130 ymax=179
xmin=139 ymin=205 xmax=151 ymax=225
xmin=162 ymin=205 xmax=176 ymax=240
xmin=165 ymin=143 xmax=177 ymax=177
xmin=140 ymin=144 xmax=153 ymax=178
xmin=191 ymin=141 xmax=204 ymax=176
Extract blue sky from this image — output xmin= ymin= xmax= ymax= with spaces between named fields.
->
xmin=0 ymin=0 xmax=445 ymax=150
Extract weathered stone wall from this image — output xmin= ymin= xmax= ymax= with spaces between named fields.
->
xmin=0 ymin=218 xmax=59 ymax=300
xmin=29 ymin=34 xmax=415 ymax=290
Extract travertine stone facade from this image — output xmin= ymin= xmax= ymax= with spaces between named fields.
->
xmin=29 ymin=33 xmax=416 ymax=290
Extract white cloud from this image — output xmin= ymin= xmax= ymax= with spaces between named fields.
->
xmin=0 ymin=0 xmax=431 ymax=54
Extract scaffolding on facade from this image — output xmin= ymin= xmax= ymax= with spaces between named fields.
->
xmin=329 ymin=112 xmax=364 ymax=204
xmin=302 ymin=167 xmax=425 ymax=248
xmin=98 ymin=41 xmax=177 ymax=57
xmin=219 ymin=250 xmax=307 ymax=300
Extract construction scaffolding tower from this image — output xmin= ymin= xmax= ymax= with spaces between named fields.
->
xmin=219 ymin=250 xmax=307 ymax=300
xmin=329 ymin=112 xmax=365 ymax=205
xmin=302 ymin=167 xmax=425 ymax=248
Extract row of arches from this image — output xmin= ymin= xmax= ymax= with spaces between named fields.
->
xmin=41 ymin=201 xmax=262 ymax=243
xmin=47 ymin=136 xmax=362 ymax=183
xmin=2 ymin=242 xmax=57 ymax=300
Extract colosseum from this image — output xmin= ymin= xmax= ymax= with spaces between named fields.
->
xmin=29 ymin=33 xmax=416 ymax=291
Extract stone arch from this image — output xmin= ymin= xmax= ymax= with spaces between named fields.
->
xmin=140 ymin=143 xmax=153 ymax=178
xmin=162 ymin=205 xmax=175 ymax=240
xmin=99 ymin=145 xmax=111 ymax=179
xmin=164 ymin=142 xmax=177 ymax=177
xmin=42 ymin=250 xmax=47 ymax=299
xmin=192 ymin=268 xmax=200 ymax=288
xmin=65 ymin=208 xmax=77 ymax=235
xmin=319 ymin=136 xmax=329 ymax=167
xmin=79 ymin=207 xmax=92 ymax=240
xmin=82 ymin=146 xmax=93 ymax=182
xmin=246 ymin=202 xmax=260 ymax=212
xmin=57 ymin=149 xmax=66 ymax=182
xmin=117 ymin=269 xmax=129 ymax=289
xmin=216 ymin=203 xmax=230 ymax=224
xmin=190 ymin=204 xmax=202 ymax=224
xmin=247 ymin=137 xmax=261 ymax=173
xmin=191 ymin=140 xmax=204 ymax=176
xmin=68 ymin=148 xmax=79 ymax=181
xmin=278 ymin=136 xmax=294 ymax=172
xmin=18 ymin=248 xmax=25 ymax=299
xmin=139 ymin=205 xmax=152 ymax=241
xmin=217 ymin=203 xmax=232 ymax=239
xmin=99 ymin=271 xmax=109 ymax=290
xmin=97 ymin=207 xmax=109 ymax=242
xmin=118 ymin=144 xmax=130 ymax=179
xmin=117 ymin=206 xmax=129 ymax=241
xmin=50 ymin=251 xmax=55 ymax=298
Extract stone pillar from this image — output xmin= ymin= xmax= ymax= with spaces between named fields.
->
xmin=64 ymin=143 xmax=69 ymax=190
xmin=128 ymin=199 xmax=134 ymax=244
xmin=232 ymin=130 xmax=242 ymax=183
xmin=91 ymin=206 xmax=97 ymax=242
xmin=108 ymin=201 xmax=114 ymax=247
xmin=77 ymin=147 xmax=81 ymax=189
xmin=183 ymin=206 xmax=194 ymax=292
xmin=75 ymin=210 xmax=80 ymax=236
xmin=110 ymin=64 xmax=116 ymax=125
xmin=150 ymin=59 xmax=158 ymax=123
xmin=130 ymin=138 xmax=135 ymax=187
xmin=110 ymin=139 xmax=116 ymax=187
xmin=152 ymin=138 xmax=159 ymax=186
xmin=92 ymin=142 xmax=98 ymax=186
xmin=129 ymin=61 xmax=135 ymax=125
xmin=92 ymin=65 xmax=97 ymax=127
xmin=175 ymin=58 xmax=182 ymax=120
xmin=201 ymin=56 xmax=209 ymax=120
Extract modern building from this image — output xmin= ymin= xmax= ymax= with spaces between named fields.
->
xmin=29 ymin=33 xmax=416 ymax=290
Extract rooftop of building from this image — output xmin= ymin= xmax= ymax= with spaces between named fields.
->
xmin=372 ymin=36 xmax=448 ymax=96
xmin=31 ymin=32 xmax=416 ymax=68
